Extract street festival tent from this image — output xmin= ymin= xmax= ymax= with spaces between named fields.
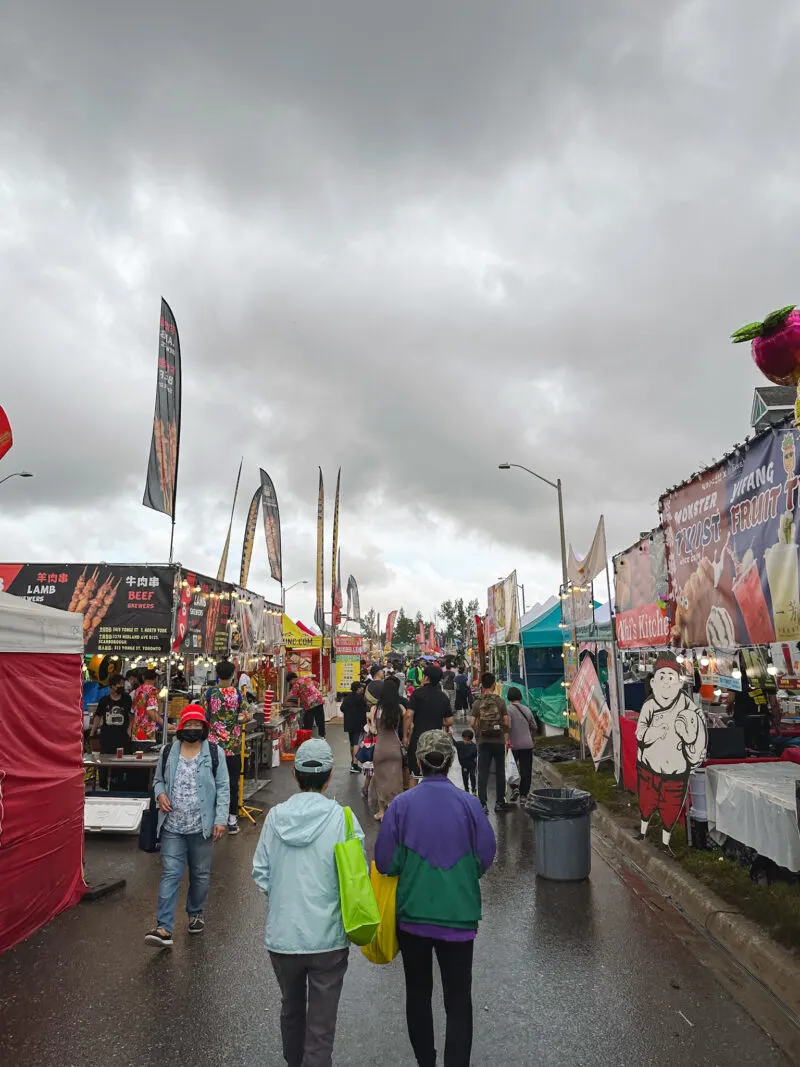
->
xmin=0 ymin=592 xmax=85 ymax=953
xmin=507 ymin=599 xmax=568 ymax=728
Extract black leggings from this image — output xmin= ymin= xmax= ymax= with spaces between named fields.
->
xmin=225 ymin=752 xmax=241 ymax=816
xmin=512 ymin=747 xmax=533 ymax=797
xmin=398 ymin=930 xmax=473 ymax=1067
xmin=302 ymin=704 xmax=326 ymax=738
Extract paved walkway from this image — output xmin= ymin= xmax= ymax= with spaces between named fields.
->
xmin=0 ymin=728 xmax=787 ymax=1066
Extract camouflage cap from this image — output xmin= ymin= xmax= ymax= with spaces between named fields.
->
xmin=416 ymin=729 xmax=455 ymax=770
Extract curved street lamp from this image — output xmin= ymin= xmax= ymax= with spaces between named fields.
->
xmin=498 ymin=462 xmax=567 ymax=585
xmin=281 ymin=579 xmax=308 ymax=613
xmin=0 ymin=471 xmax=33 ymax=488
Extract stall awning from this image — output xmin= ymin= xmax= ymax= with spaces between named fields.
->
xmin=282 ymin=615 xmax=323 ymax=648
xmin=521 ymin=602 xmax=566 ymax=649
xmin=0 ymin=592 xmax=84 ymax=654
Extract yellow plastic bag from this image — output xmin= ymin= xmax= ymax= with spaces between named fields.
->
xmin=360 ymin=861 xmax=399 ymax=964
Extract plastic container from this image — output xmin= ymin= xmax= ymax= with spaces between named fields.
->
xmin=525 ymin=787 xmax=596 ymax=881
xmin=688 ymin=768 xmax=707 ymax=822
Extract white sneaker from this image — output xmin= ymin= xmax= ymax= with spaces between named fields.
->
xmin=227 ymin=819 xmax=240 ymax=836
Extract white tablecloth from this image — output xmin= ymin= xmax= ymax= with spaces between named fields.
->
xmin=705 ymin=763 xmax=800 ymax=872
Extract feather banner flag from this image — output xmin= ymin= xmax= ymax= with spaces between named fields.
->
xmin=217 ymin=458 xmax=242 ymax=581
xmin=314 ymin=468 xmax=325 ymax=633
xmin=259 ymin=468 xmax=283 ymax=584
xmin=239 ymin=487 xmax=261 ymax=588
xmin=385 ymin=610 xmax=398 ymax=653
xmin=346 ymin=575 xmax=361 ymax=621
xmin=330 ymin=468 xmax=341 ymax=628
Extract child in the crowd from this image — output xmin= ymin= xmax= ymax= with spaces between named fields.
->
xmin=454 ymin=727 xmax=478 ymax=794
xmin=252 ymin=739 xmax=367 ymax=1067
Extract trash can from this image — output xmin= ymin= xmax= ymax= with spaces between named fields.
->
xmin=525 ymin=788 xmax=596 ymax=881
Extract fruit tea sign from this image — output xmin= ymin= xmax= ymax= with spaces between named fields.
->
xmin=661 ymin=425 xmax=800 ymax=648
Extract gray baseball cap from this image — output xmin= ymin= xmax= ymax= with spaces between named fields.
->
xmin=295 ymin=738 xmax=334 ymax=773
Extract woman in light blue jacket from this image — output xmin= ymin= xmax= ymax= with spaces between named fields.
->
xmin=145 ymin=705 xmax=229 ymax=948
xmin=253 ymin=738 xmax=366 ymax=1067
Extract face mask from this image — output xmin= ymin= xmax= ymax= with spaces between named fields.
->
xmin=177 ymin=729 xmax=204 ymax=743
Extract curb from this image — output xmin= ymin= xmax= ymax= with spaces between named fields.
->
xmin=532 ymin=754 xmax=800 ymax=1024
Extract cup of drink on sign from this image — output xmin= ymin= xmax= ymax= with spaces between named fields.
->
xmin=733 ymin=549 xmax=775 ymax=644
xmin=116 ymin=747 xmax=124 ymax=760
xmin=765 ymin=512 xmax=800 ymax=641
xmin=135 ymin=750 xmax=143 ymax=760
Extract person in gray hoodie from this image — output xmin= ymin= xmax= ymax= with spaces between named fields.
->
xmin=252 ymin=738 xmax=366 ymax=1067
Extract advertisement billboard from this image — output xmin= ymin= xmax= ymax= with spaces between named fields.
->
xmin=613 ymin=530 xmax=671 ymax=648
xmin=0 ymin=563 xmax=175 ymax=654
xmin=661 ymin=425 xmax=800 ymax=648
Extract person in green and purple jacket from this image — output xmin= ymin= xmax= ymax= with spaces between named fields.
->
xmin=374 ymin=729 xmax=496 ymax=1067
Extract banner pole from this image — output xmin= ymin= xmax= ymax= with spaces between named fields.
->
xmin=161 ymin=567 xmax=180 ymax=748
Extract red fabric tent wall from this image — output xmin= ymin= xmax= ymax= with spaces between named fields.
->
xmin=0 ymin=652 xmax=85 ymax=953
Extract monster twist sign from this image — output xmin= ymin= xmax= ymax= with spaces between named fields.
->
xmin=636 ymin=654 xmax=707 ymax=850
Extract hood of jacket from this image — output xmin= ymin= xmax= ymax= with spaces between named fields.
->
xmin=269 ymin=791 xmax=341 ymax=847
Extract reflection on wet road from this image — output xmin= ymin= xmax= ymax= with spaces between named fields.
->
xmin=0 ymin=729 xmax=787 ymax=1066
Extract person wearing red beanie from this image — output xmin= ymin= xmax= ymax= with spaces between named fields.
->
xmin=144 ymin=704 xmax=230 ymax=948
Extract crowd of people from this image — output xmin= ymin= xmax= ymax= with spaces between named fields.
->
xmin=138 ymin=653 xmax=538 ymax=1066
xmin=340 ymin=658 xmax=539 ymax=816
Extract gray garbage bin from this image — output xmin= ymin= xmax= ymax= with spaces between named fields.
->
xmin=525 ymin=788 xmax=596 ymax=881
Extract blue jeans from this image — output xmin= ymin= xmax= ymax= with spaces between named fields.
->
xmin=156 ymin=830 xmax=213 ymax=932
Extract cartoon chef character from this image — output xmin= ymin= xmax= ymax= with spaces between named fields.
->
xmin=636 ymin=654 xmax=708 ymax=850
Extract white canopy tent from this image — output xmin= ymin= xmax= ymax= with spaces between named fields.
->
xmin=0 ymin=591 xmax=84 ymax=653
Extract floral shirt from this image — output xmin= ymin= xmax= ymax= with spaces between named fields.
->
xmin=288 ymin=676 xmax=324 ymax=712
xmin=204 ymin=685 xmax=243 ymax=753
xmin=164 ymin=755 xmax=203 ymax=835
xmin=132 ymin=684 xmax=160 ymax=740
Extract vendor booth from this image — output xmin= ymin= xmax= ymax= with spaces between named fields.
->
xmin=0 ymin=592 xmax=85 ymax=953
xmin=516 ymin=599 xmax=569 ymax=733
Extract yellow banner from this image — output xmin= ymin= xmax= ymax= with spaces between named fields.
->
xmin=239 ymin=487 xmax=260 ymax=588
xmin=217 ymin=458 xmax=242 ymax=581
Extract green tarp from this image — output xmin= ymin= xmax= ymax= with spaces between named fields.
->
xmin=500 ymin=680 xmax=567 ymax=729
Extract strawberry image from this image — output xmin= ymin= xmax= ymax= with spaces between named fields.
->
xmin=732 ymin=305 xmax=800 ymax=385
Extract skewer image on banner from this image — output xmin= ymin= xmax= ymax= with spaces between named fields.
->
xmin=142 ymin=298 xmax=182 ymax=562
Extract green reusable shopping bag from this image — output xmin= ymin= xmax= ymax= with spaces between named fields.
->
xmin=334 ymin=806 xmax=380 ymax=946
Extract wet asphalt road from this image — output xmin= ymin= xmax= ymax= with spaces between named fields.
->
xmin=0 ymin=728 xmax=788 ymax=1066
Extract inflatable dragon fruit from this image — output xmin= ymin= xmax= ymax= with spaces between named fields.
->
xmin=732 ymin=305 xmax=800 ymax=386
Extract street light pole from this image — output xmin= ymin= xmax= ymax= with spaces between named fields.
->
xmin=498 ymin=463 xmax=567 ymax=586
xmin=281 ymin=579 xmax=309 ymax=614
xmin=0 ymin=471 xmax=34 ymax=488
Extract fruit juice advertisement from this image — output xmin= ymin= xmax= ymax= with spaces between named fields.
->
xmin=660 ymin=465 xmax=733 ymax=649
xmin=726 ymin=427 xmax=800 ymax=644
xmin=661 ymin=425 xmax=800 ymax=648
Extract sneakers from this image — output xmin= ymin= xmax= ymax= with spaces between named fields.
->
xmin=188 ymin=916 xmax=205 ymax=935
xmin=144 ymin=928 xmax=173 ymax=948
xmin=481 ymin=803 xmax=490 ymax=815
xmin=350 ymin=761 xmax=361 ymax=774
xmin=227 ymin=818 xmax=240 ymax=836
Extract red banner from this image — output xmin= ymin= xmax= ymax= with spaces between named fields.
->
xmin=613 ymin=530 xmax=671 ymax=648
xmin=0 ymin=406 xmax=12 ymax=463
xmin=384 ymin=609 xmax=398 ymax=651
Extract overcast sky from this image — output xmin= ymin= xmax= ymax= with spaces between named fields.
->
xmin=1 ymin=1 xmax=795 ymax=625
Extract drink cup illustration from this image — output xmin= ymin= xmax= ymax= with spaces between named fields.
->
xmin=733 ymin=549 xmax=775 ymax=644
xmin=766 ymin=513 xmax=800 ymax=640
